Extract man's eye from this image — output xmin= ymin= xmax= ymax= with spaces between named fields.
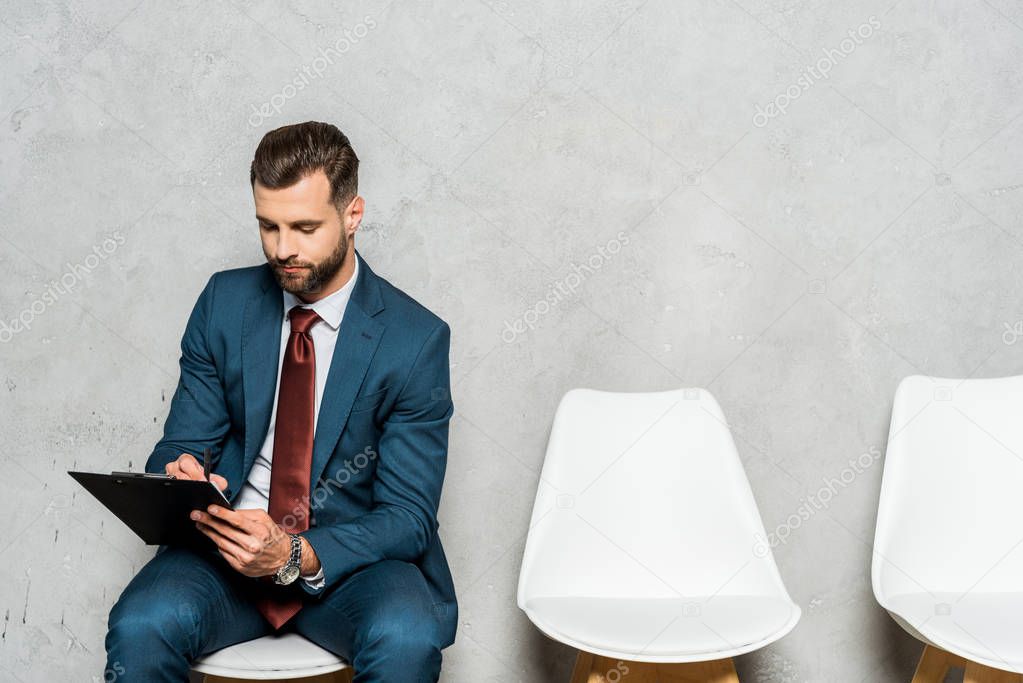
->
xmin=259 ymin=223 xmax=276 ymax=231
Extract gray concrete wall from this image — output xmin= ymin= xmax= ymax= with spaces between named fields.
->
xmin=2 ymin=0 xmax=1021 ymax=681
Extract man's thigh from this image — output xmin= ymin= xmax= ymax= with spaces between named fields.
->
xmin=106 ymin=544 xmax=272 ymax=661
xmin=291 ymin=559 xmax=448 ymax=662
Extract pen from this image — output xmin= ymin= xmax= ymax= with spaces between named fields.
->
xmin=202 ymin=447 xmax=211 ymax=482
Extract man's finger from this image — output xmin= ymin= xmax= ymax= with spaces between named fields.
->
xmin=198 ymin=521 xmax=248 ymax=559
xmin=198 ymin=523 xmax=266 ymax=578
xmin=169 ymin=455 xmax=204 ymax=481
xmin=221 ymin=551 xmax=248 ymax=575
xmin=196 ymin=521 xmax=252 ymax=561
xmin=179 ymin=454 xmax=201 ymax=477
xmin=194 ymin=513 xmax=259 ymax=552
xmin=206 ymin=506 xmax=260 ymax=535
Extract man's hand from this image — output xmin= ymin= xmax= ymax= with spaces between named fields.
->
xmin=165 ymin=452 xmax=229 ymax=492
xmin=190 ymin=505 xmax=321 ymax=578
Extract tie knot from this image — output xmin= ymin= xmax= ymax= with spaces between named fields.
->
xmin=288 ymin=305 xmax=322 ymax=335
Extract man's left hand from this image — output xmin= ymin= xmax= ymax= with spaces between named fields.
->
xmin=191 ymin=506 xmax=297 ymax=578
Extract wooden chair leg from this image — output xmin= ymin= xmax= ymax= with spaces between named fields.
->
xmin=911 ymin=644 xmax=966 ymax=683
xmin=659 ymin=658 xmax=739 ymax=683
xmin=698 ymin=658 xmax=741 ymax=683
xmin=911 ymin=644 xmax=1023 ymax=683
xmin=571 ymin=651 xmax=596 ymax=683
xmin=964 ymin=660 xmax=1023 ymax=683
xmin=569 ymin=651 xmax=738 ymax=682
xmin=572 ymin=653 xmax=655 ymax=682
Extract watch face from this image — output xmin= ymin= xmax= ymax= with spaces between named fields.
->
xmin=277 ymin=564 xmax=301 ymax=585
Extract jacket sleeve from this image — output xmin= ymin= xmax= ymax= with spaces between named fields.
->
xmin=299 ymin=321 xmax=454 ymax=597
xmin=145 ymin=272 xmax=231 ymax=477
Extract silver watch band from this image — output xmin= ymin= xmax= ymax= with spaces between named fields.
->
xmin=273 ymin=533 xmax=303 ymax=584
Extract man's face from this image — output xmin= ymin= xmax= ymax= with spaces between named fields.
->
xmin=253 ymin=169 xmax=361 ymax=298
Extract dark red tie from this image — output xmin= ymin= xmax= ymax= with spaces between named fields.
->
xmin=256 ymin=305 xmax=321 ymax=629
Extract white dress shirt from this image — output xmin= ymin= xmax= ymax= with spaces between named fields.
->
xmin=235 ymin=255 xmax=360 ymax=589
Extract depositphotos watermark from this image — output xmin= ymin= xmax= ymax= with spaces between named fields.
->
xmin=1003 ymin=320 xmax=1023 ymax=345
xmin=752 ymin=16 xmax=881 ymax=127
xmin=501 ymin=230 xmax=631 ymax=343
xmin=753 ymin=445 xmax=882 ymax=556
xmin=249 ymin=15 xmax=378 ymax=127
xmin=601 ymin=661 xmax=631 ymax=682
xmin=0 ymin=229 xmax=126 ymax=343
xmin=94 ymin=661 xmax=125 ymax=682
xmin=268 ymin=445 xmax=380 ymax=532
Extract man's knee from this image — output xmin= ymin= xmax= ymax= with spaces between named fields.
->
xmin=361 ymin=614 xmax=443 ymax=669
xmin=106 ymin=584 xmax=201 ymax=653
xmin=356 ymin=560 xmax=443 ymax=654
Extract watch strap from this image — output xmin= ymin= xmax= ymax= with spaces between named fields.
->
xmin=273 ymin=534 xmax=303 ymax=584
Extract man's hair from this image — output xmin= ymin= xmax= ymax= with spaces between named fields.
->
xmin=250 ymin=121 xmax=360 ymax=213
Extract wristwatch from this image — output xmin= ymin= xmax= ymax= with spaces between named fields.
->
xmin=273 ymin=534 xmax=303 ymax=585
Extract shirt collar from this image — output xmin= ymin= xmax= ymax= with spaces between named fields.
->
xmin=281 ymin=255 xmax=360 ymax=331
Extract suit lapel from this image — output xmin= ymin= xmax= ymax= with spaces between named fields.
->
xmin=310 ymin=249 xmax=385 ymax=487
xmin=240 ymin=267 xmax=285 ymax=483
xmin=241 ymin=249 xmax=386 ymax=493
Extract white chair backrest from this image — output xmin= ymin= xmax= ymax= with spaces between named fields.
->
xmin=873 ymin=375 xmax=1023 ymax=600
xmin=518 ymin=387 xmax=793 ymax=605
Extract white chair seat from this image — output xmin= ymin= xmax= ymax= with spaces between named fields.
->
xmin=522 ymin=595 xmax=799 ymax=662
xmin=517 ymin=388 xmax=800 ymax=664
xmin=191 ymin=633 xmax=350 ymax=680
xmin=885 ymin=592 xmax=1023 ymax=673
xmin=873 ymin=375 xmax=1023 ymax=675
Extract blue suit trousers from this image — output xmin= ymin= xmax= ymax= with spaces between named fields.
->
xmin=104 ymin=544 xmax=451 ymax=682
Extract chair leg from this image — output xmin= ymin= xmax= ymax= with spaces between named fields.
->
xmin=331 ymin=669 xmax=354 ymax=683
xmin=705 ymin=658 xmax=741 ymax=683
xmin=569 ymin=651 xmax=738 ymax=682
xmin=964 ymin=660 xmax=1023 ymax=683
xmin=912 ymin=644 xmax=957 ymax=683
xmin=570 ymin=653 xmax=655 ymax=682
xmin=570 ymin=651 xmax=597 ymax=683
xmin=659 ymin=659 xmax=739 ymax=683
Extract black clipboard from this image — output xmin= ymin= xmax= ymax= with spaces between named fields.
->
xmin=68 ymin=470 xmax=233 ymax=551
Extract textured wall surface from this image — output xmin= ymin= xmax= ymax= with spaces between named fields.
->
xmin=2 ymin=1 xmax=1022 ymax=681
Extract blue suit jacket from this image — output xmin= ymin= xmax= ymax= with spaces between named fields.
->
xmin=145 ymin=248 xmax=457 ymax=645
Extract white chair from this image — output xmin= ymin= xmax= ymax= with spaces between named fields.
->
xmin=190 ymin=632 xmax=352 ymax=682
xmin=517 ymin=387 xmax=800 ymax=681
xmin=873 ymin=375 xmax=1023 ymax=682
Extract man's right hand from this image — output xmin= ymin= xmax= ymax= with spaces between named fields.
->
xmin=165 ymin=453 xmax=229 ymax=492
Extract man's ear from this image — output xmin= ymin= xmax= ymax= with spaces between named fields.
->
xmin=345 ymin=195 xmax=364 ymax=230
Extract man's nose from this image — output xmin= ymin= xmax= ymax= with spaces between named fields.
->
xmin=275 ymin=232 xmax=298 ymax=262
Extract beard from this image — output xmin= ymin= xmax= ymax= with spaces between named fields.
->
xmin=270 ymin=230 xmax=349 ymax=296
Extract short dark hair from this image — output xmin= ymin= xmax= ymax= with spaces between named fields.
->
xmin=250 ymin=121 xmax=360 ymax=212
